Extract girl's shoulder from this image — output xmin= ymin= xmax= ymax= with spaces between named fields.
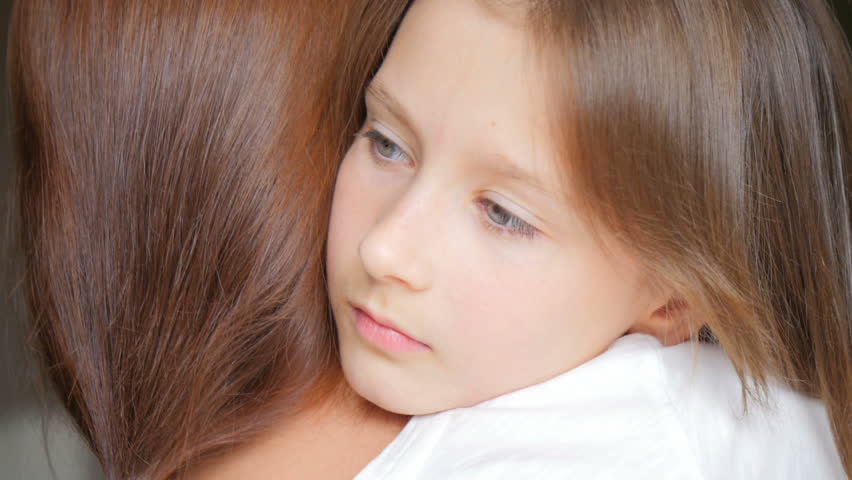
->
xmin=652 ymin=337 xmax=845 ymax=479
xmin=356 ymin=334 xmax=844 ymax=479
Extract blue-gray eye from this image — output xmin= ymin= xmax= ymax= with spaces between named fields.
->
xmin=478 ymin=198 xmax=537 ymax=239
xmin=363 ymin=130 xmax=409 ymax=163
xmin=485 ymin=201 xmax=513 ymax=226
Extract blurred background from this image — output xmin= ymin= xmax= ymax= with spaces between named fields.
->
xmin=0 ymin=1 xmax=850 ymax=480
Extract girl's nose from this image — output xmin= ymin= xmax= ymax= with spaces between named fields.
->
xmin=358 ymin=190 xmax=432 ymax=292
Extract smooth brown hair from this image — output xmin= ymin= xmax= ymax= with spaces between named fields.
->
xmin=8 ymin=1 xmax=407 ymax=478
xmin=518 ymin=0 xmax=851 ymax=474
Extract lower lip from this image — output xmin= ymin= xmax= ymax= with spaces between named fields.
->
xmin=353 ymin=308 xmax=430 ymax=353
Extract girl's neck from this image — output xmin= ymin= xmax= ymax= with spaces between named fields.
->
xmin=187 ymin=379 xmax=409 ymax=479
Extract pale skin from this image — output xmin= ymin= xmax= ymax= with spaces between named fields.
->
xmin=187 ymin=387 xmax=408 ymax=479
xmin=326 ymin=0 xmax=690 ymax=416
xmin=190 ymin=0 xmax=690 ymax=477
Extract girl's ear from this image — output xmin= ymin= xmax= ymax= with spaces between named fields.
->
xmin=628 ymin=295 xmax=696 ymax=347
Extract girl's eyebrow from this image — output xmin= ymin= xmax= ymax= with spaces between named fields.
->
xmin=483 ymin=154 xmax=552 ymax=198
xmin=367 ymin=79 xmax=556 ymax=201
xmin=365 ymin=80 xmax=421 ymax=150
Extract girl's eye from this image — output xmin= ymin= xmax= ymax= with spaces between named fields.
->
xmin=477 ymin=198 xmax=537 ymax=239
xmin=362 ymin=129 xmax=410 ymax=165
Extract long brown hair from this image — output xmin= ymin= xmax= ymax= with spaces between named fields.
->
xmin=520 ymin=0 xmax=851 ymax=474
xmin=7 ymin=1 xmax=407 ymax=478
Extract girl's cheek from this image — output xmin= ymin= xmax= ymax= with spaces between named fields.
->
xmin=444 ymin=260 xmax=514 ymax=331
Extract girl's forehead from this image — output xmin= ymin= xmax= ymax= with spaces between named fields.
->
xmin=473 ymin=0 xmax=530 ymax=23
xmin=373 ymin=0 xmax=566 ymax=189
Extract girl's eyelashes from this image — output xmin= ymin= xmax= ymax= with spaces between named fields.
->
xmin=476 ymin=198 xmax=538 ymax=239
xmin=361 ymin=129 xmax=411 ymax=165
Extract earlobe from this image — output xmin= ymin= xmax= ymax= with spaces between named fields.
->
xmin=628 ymin=297 xmax=696 ymax=346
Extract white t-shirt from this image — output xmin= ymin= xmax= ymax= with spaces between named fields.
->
xmin=355 ymin=334 xmax=845 ymax=479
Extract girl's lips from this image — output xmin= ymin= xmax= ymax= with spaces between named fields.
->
xmin=352 ymin=307 xmax=430 ymax=353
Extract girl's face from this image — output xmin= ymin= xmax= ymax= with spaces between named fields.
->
xmin=327 ymin=0 xmax=663 ymax=414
